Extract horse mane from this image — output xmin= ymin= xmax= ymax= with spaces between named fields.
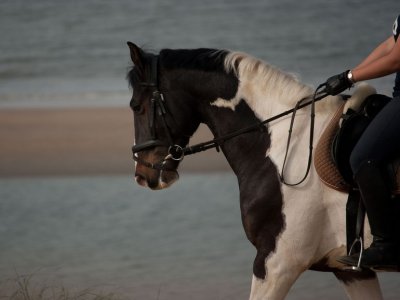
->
xmin=127 ymin=48 xmax=228 ymax=88
xmin=223 ymin=51 xmax=314 ymax=107
xmin=159 ymin=48 xmax=229 ymax=73
xmin=128 ymin=47 xmax=339 ymax=113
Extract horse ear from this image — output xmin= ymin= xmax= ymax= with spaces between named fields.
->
xmin=127 ymin=41 xmax=144 ymax=70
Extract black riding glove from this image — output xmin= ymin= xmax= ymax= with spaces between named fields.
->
xmin=324 ymin=70 xmax=354 ymax=96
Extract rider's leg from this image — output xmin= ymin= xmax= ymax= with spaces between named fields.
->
xmin=346 ymin=97 xmax=400 ymax=267
xmin=352 ymin=160 xmax=397 ymax=267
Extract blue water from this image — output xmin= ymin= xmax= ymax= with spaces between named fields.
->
xmin=1 ymin=174 xmax=400 ymax=299
xmin=0 ymin=0 xmax=399 ymax=108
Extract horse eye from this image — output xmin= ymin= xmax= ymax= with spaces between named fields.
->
xmin=132 ymin=103 xmax=142 ymax=112
xmin=130 ymin=98 xmax=142 ymax=113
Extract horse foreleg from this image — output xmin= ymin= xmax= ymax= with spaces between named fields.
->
xmin=248 ymin=268 xmax=304 ymax=300
xmin=334 ymin=271 xmax=383 ymax=300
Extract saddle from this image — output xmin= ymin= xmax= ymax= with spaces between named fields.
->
xmin=315 ymin=86 xmax=400 ymax=263
xmin=314 ymin=88 xmax=400 ymax=194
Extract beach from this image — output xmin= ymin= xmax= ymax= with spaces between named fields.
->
xmin=0 ymin=107 xmax=230 ymax=177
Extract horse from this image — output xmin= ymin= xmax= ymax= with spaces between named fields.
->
xmin=126 ymin=42 xmax=384 ymax=300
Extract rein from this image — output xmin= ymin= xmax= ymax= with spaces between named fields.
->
xmin=131 ymin=54 xmax=329 ymax=185
xmin=182 ymin=89 xmax=327 ymax=156
xmin=181 ymin=85 xmax=328 ymax=186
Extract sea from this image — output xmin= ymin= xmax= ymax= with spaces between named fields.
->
xmin=1 ymin=0 xmax=400 ymax=299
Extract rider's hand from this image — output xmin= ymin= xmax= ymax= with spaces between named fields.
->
xmin=324 ymin=70 xmax=354 ymax=96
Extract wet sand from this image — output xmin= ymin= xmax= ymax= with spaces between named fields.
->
xmin=0 ymin=107 xmax=230 ymax=177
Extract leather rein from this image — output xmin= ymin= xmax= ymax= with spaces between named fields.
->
xmin=131 ymin=55 xmax=329 ymax=186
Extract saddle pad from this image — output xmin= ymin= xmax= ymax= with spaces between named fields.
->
xmin=314 ymin=103 xmax=351 ymax=193
xmin=314 ymin=103 xmax=400 ymax=194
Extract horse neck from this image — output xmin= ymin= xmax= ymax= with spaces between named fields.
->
xmin=201 ymin=69 xmax=299 ymax=177
xmin=203 ymin=92 xmax=285 ymax=276
xmin=200 ymin=75 xmax=341 ymax=187
xmin=223 ymin=52 xmax=314 ymax=117
xmin=235 ymin=72 xmax=342 ymax=124
xmin=202 ymin=99 xmax=273 ymax=183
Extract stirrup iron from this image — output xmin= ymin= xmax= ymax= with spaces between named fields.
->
xmin=344 ymin=236 xmax=364 ymax=272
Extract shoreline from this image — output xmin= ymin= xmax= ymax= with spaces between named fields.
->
xmin=0 ymin=107 xmax=230 ymax=178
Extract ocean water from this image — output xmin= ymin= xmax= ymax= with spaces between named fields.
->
xmin=0 ymin=0 xmax=399 ymax=108
xmin=1 ymin=174 xmax=400 ymax=299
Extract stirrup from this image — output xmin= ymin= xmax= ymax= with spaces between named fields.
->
xmin=343 ymin=236 xmax=364 ymax=272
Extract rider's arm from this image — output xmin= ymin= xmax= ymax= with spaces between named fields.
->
xmin=354 ymin=36 xmax=395 ymax=70
xmin=352 ymin=36 xmax=400 ymax=82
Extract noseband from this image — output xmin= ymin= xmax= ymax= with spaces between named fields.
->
xmin=131 ymin=56 xmax=185 ymax=171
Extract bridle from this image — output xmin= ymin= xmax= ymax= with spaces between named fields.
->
xmin=131 ymin=55 xmax=186 ymax=171
xmin=131 ymin=54 xmax=330 ymax=185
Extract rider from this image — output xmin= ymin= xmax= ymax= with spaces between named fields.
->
xmin=323 ymin=15 xmax=400 ymax=269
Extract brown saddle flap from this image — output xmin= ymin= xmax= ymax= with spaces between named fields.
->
xmin=314 ymin=103 xmax=350 ymax=193
xmin=314 ymin=104 xmax=400 ymax=194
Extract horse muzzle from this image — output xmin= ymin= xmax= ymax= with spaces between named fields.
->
xmin=135 ymin=161 xmax=179 ymax=190
xmin=135 ymin=168 xmax=179 ymax=190
xmin=132 ymin=140 xmax=181 ymax=190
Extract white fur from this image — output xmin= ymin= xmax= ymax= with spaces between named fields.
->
xmin=221 ymin=51 xmax=381 ymax=300
xmin=211 ymin=96 xmax=242 ymax=111
xmin=343 ymin=82 xmax=377 ymax=114
xmin=340 ymin=82 xmax=377 ymax=127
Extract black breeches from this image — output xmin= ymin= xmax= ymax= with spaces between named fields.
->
xmin=350 ymin=97 xmax=400 ymax=174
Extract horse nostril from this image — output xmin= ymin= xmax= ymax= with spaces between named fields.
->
xmin=135 ymin=174 xmax=148 ymax=187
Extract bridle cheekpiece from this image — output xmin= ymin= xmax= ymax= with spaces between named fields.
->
xmin=131 ymin=56 xmax=185 ymax=171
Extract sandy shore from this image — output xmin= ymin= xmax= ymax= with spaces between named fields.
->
xmin=0 ymin=107 xmax=230 ymax=177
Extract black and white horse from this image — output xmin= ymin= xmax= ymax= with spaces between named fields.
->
xmin=127 ymin=42 xmax=383 ymax=299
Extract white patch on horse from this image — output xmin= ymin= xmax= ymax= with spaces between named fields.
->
xmin=223 ymin=51 xmax=339 ymax=117
xmin=223 ymin=51 xmax=341 ymax=169
xmin=224 ymin=52 xmax=313 ymax=117
xmin=211 ymin=96 xmax=242 ymax=111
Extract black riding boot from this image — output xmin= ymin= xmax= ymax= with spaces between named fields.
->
xmin=338 ymin=160 xmax=398 ymax=269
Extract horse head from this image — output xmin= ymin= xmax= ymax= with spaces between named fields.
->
xmin=127 ymin=42 xmax=202 ymax=190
